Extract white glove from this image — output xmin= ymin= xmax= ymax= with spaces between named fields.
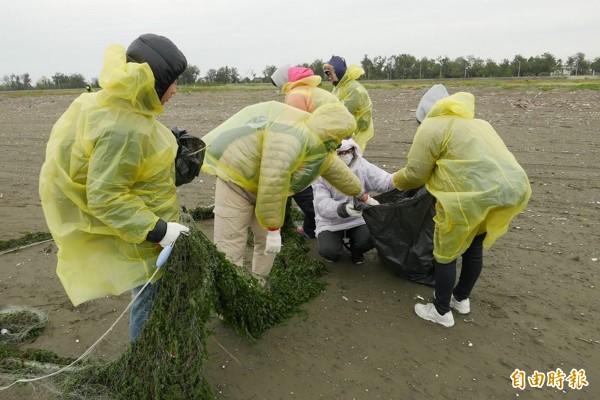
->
xmin=345 ymin=204 xmax=363 ymax=217
xmin=264 ymin=229 xmax=282 ymax=254
xmin=364 ymin=195 xmax=380 ymax=206
xmin=159 ymin=222 xmax=190 ymax=247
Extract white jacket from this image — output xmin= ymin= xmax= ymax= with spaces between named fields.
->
xmin=313 ymin=139 xmax=394 ymax=235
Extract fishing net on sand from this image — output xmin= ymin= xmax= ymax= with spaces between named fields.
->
xmin=0 ymin=306 xmax=48 ymax=345
xmin=1 ymin=210 xmax=326 ymax=399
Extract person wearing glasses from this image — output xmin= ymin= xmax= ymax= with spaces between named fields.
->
xmin=323 ymin=55 xmax=374 ymax=151
xmin=312 ymin=138 xmax=393 ymax=264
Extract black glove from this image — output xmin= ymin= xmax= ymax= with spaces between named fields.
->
xmin=337 ymin=202 xmax=363 ymax=218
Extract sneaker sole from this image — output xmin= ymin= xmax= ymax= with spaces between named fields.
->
xmin=450 ymin=304 xmax=470 ymax=315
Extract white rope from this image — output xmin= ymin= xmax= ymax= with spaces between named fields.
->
xmin=0 ymin=239 xmax=54 ymax=256
xmin=0 ymin=267 xmax=161 ymax=392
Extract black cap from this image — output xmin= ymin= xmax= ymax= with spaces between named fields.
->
xmin=126 ymin=33 xmax=187 ymax=100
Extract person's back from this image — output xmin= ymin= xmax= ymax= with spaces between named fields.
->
xmin=393 ymin=84 xmax=531 ymax=328
xmin=394 ymin=91 xmax=530 ymax=261
xmin=201 ymin=100 xmax=362 ymax=230
xmin=201 ymin=100 xmax=362 ymax=279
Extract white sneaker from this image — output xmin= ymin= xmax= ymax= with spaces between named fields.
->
xmin=450 ymin=295 xmax=470 ymax=314
xmin=433 ymin=291 xmax=471 ymax=315
xmin=414 ymin=303 xmax=454 ymax=327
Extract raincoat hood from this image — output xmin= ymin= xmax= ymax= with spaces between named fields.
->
xmin=337 ymin=64 xmax=365 ymax=86
xmin=272 ymin=65 xmax=323 ymax=94
xmin=337 ymin=138 xmax=361 ymax=155
xmin=99 ymin=44 xmax=166 ymax=115
xmin=306 ymin=102 xmax=357 ymax=142
xmin=426 ymin=91 xmax=475 ymax=120
xmin=279 ymin=69 xmax=340 ymax=114
xmin=281 ymin=68 xmax=322 ymax=93
xmin=337 ymin=138 xmax=362 ymax=169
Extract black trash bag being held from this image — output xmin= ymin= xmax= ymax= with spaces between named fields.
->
xmin=171 ymin=127 xmax=205 ymax=186
xmin=362 ymin=186 xmax=436 ymax=286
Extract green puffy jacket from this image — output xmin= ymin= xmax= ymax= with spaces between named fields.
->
xmin=201 ymin=101 xmax=363 ymax=229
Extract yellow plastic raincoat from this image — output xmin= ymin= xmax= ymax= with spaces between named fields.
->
xmin=39 ymin=44 xmax=179 ymax=306
xmin=392 ymin=92 xmax=531 ymax=263
xmin=332 ymin=64 xmax=374 ymax=151
xmin=281 ymin=74 xmax=339 ymax=113
xmin=201 ymin=101 xmax=363 ymax=229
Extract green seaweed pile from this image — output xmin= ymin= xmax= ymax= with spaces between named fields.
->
xmin=60 ymin=214 xmax=326 ymax=399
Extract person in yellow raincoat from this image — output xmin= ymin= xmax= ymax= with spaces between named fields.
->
xmin=39 ymin=33 xmax=189 ymax=341
xmin=323 ymin=56 xmax=374 ymax=151
xmin=270 ymin=64 xmax=341 ymax=239
xmin=201 ymin=101 xmax=373 ymax=283
xmin=392 ymin=84 xmax=531 ymax=328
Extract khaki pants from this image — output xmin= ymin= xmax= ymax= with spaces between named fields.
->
xmin=213 ymin=178 xmax=276 ymax=277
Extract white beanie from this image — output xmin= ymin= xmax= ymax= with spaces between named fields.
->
xmin=270 ymin=64 xmax=291 ymax=88
xmin=416 ymin=84 xmax=449 ymax=123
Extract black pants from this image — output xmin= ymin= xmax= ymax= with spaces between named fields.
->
xmin=317 ymin=225 xmax=373 ymax=261
xmin=292 ymin=187 xmax=316 ymax=238
xmin=433 ymin=233 xmax=485 ymax=315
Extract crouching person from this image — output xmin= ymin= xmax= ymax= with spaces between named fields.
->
xmin=313 ymin=139 xmax=394 ymax=264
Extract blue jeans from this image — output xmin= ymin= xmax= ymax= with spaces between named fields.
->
xmin=130 ymin=281 xmax=160 ymax=341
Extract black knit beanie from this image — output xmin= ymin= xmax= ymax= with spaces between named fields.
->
xmin=126 ymin=33 xmax=188 ymax=100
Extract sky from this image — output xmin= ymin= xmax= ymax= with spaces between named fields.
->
xmin=3 ymin=0 xmax=599 ymax=83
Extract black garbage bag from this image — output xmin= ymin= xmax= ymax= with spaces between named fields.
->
xmin=171 ymin=127 xmax=205 ymax=186
xmin=362 ymin=186 xmax=435 ymax=286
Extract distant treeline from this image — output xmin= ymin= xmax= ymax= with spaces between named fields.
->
xmin=2 ymin=51 xmax=598 ymax=91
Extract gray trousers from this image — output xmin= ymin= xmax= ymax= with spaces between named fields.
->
xmin=317 ymin=224 xmax=373 ymax=261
